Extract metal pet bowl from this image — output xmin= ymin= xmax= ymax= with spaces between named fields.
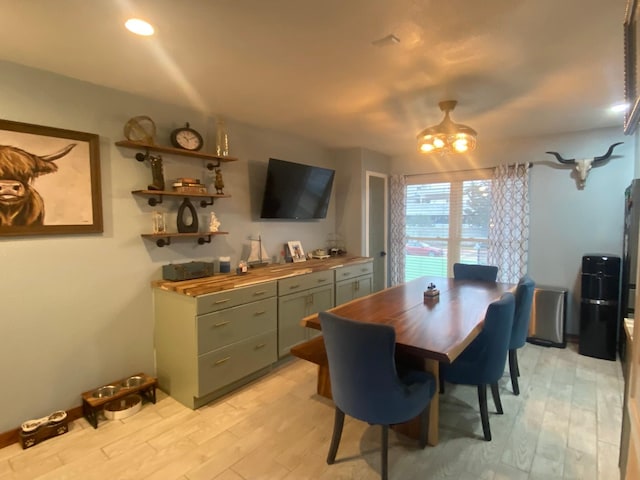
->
xmin=92 ymin=385 xmax=121 ymax=398
xmin=121 ymin=375 xmax=146 ymax=388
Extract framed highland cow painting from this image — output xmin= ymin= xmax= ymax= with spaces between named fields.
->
xmin=0 ymin=119 xmax=102 ymax=236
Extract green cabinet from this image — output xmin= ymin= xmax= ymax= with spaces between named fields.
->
xmin=278 ymin=271 xmax=334 ymax=358
xmin=154 ymin=282 xmax=278 ymax=409
xmin=334 ymin=261 xmax=374 ymax=305
xmin=153 ymin=258 xmax=375 ymax=408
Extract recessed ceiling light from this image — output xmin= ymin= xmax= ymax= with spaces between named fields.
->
xmin=125 ymin=18 xmax=154 ymax=36
xmin=610 ymin=102 xmax=629 ymax=113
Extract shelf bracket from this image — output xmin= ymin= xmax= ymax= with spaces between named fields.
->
xmin=200 ymin=197 xmax=215 ymax=207
xmin=205 ymin=159 xmax=221 ymax=170
xmin=146 ymin=195 xmax=163 ymax=206
xmin=156 ymin=237 xmax=171 ymax=247
xmin=197 ymin=235 xmax=212 ymax=245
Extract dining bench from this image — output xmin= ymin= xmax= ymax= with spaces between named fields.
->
xmin=290 ymin=336 xmax=332 ymax=399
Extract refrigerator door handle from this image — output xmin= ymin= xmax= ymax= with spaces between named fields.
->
xmin=582 ymin=298 xmax=618 ymax=306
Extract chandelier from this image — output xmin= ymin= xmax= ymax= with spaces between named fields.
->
xmin=416 ymin=100 xmax=477 ymax=154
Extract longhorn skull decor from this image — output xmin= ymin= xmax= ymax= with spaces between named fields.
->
xmin=545 ymin=142 xmax=623 ymax=189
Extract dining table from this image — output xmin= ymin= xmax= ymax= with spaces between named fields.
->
xmin=301 ymin=275 xmax=515 ymax=446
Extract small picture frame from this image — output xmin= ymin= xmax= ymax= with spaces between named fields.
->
xmin=287 ymin=240 xmax=306 ymax=263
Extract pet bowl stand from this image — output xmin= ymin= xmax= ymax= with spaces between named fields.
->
xmin=19 ymin=417 xmax=69 ymax=449
xmin=81 ymin=372 xmax=157 ymax=429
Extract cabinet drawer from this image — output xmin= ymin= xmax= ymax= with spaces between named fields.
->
xmin=278 ymin=270 xmax=333 ymax=295
xmin=334 ymin=262 xmax=373 ymax=281
xmin=196 ymin=282 xmax=277 ymax=315
xmin=198 ymin=331 xmax=276 ymax=396
xmin=197 ymin=298 xmax=277 ymax=354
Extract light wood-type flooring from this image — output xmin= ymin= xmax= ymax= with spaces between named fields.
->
xmin=0 ymin=342 xmax=623 ymax=479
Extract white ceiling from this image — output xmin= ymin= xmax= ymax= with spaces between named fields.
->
xmin=0 ymin=0 xmax=628 ymax=157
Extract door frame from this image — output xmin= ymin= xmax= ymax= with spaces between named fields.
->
xmin=365 ymin=171 xmax=388 ymax=289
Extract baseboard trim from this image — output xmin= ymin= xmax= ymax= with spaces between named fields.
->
xmin=0 ymin=405 xmax=83 ymax=450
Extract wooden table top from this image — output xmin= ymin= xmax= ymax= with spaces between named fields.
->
xmin=152 ymin=256 xmax=372 ymax=297
xmin=302 ymin=276 xmax=515 ymax=363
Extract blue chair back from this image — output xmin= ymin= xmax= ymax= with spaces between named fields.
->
xmin=475 ymin=293 xmax=516 ymax=383
xmin=453 ymin=263 xmax=498 ymax=282
xmin=319 ymin=311 xmax=434 ymax=425
xmin=442 ymin=293 xmax=516 ymax=385
xmin=510 ymin=275 xmax=536 ymax=350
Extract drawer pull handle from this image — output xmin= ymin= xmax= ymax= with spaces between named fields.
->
xmin=254 ymin=310 xmax=267 ymax=315
xmin=342 ymin=273 xmax=350 ymax=277
xmin=317 ymin=278 xmax=327 ymax=283
xmin=214 ymin=321 xmax=230 ymax=327
xmin=255 ymin=343 xmax=266 ymax=349
xmin=214 ymin=299 xmax=230 ymax=305
xmin=214 ymin=356 xmax=231 ymax=365
xmin=361 ymin=268 xmax=368 ymax=272
xmin=253 ymin=290 xmax=267 ymax=296
xmin=289 ymin=284 xmax=300 ymax=289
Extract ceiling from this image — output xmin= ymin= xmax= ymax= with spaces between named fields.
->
xmin=0 ymin=0 xmax=628 ymax=157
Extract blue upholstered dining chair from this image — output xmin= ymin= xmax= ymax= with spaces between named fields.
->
xmin=508 ymin=275 xmax=536 ymax=395
xmin=440 ymin=292 xmax=516 ymax=441
xmin=453 ymin=262 xmax=499 ymax=282
xmin=319 ymin=311 xmax=436 ymax=480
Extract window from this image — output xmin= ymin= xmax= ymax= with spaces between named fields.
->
xmin=405 ymin=171 xmax=492 ymax=281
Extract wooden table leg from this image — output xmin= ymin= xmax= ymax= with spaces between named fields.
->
xmin=391 ymin=357 xmax=439 ymax=446
xmin=424 ymin=358 xmax=439 ymax=446
xmin=317 ymin=364 xmax=332 ymax=399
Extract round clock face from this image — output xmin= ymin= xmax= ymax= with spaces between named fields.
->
xmin=170 ymin=124 xmax=203 ymax=151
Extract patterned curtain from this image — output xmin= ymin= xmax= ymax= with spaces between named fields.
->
xmin=389 ymin=175 xmax=407 ymax=286
xmin=487 ymin=163 xmax=530 ymax=283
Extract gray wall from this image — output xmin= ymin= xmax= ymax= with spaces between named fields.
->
xmin=0 ymin=61 xmax=350 ymax=432
xmin=1 ymin=57 xmax=632 ymax=433
xmin=392 ymin=127 xmax=634 ymax=334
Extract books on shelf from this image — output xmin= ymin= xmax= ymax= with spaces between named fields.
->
xmin=172 ymin=178 xmax=207 ymax=194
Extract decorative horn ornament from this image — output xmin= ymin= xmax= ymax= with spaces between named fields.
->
xmin=545 ymin=142 xmax=623 ymax=189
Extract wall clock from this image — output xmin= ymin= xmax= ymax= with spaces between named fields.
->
xmin=170 ymin=122 xmax=204 ymax=151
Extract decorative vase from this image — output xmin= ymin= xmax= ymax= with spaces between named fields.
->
xmin=215 ymin=119 xmax=229 ymax=157
xmin=177 ymin=198 xmax=198 ymax=233
xmin=152 ymin=211 xmax=166 ymax=234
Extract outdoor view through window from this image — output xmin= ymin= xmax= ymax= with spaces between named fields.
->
xmin=405 ymin=179 xmax=492 ymax=281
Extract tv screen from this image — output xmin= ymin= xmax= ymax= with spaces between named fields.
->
xmin=260 ymin=158 xmax=335 ymax=219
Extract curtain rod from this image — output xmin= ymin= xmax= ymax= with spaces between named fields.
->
xmin=403 ymin=162 xmax=531 ymax=178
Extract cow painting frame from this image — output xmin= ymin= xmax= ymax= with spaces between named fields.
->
xmin=0 ymin=119 xmax=103 ymax=236
xmin=625 ymin=0 xmax=640 ymax=134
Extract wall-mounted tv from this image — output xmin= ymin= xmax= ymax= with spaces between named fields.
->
xmin=260 ymin=158 xmax=335 ymax=219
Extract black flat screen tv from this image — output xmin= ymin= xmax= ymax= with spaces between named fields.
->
xmin=260 ymin=158 xmax=335 ymax=219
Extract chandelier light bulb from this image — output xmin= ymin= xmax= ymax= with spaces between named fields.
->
xmin=416 ymin=100 xmax=477 ymax=154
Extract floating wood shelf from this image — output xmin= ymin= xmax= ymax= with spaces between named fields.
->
xmin=132 ymin=189 xmax=231 ymax=207
xmin=141 ymin=231 xmax=229 ymax=247
xmin=115 ymin=140 xmax=238 ymax=169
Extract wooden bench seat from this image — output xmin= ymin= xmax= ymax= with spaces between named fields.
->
xmin=290 ymin=336 xmax=332 ymax=399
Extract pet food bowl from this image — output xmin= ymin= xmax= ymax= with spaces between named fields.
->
xmin=103 ymin=394 xmax=142 ymax=421
xmin=92 ymin=385 xmax=120 ymax=398
xmin=121 ymin=375 xmax=145 ymax=388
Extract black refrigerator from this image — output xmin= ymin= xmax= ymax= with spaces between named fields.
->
xmin=579 ymin=254 xmax=621 ymax=360
xmin=621 ymin=180 xmax=640 ymax=360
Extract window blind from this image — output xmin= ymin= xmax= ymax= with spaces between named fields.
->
xmin=405 ymin=170 xmax=493 ymax=281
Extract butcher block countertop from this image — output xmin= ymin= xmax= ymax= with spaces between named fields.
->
xmin=152 ymin=256 xmax=373 ymax=297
